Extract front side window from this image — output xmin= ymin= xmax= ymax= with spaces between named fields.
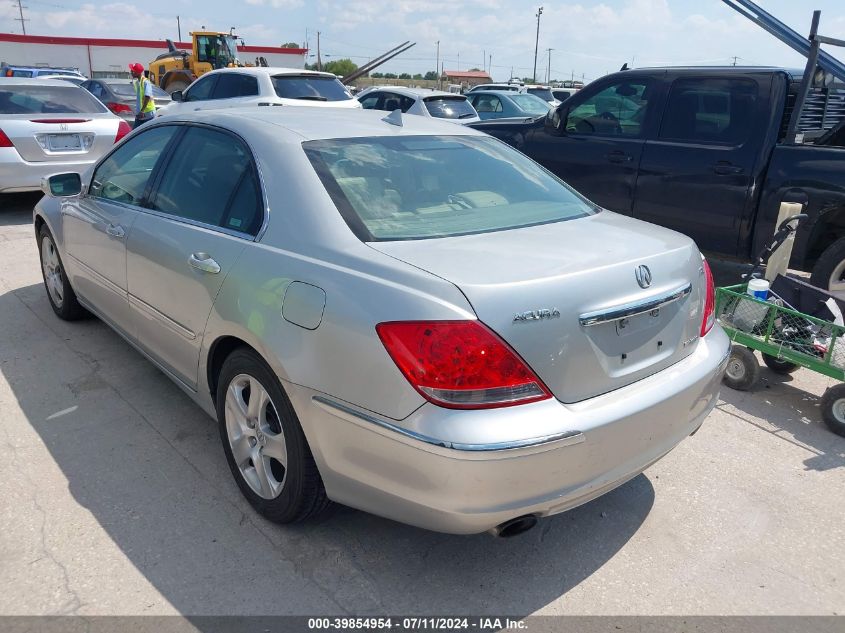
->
xmin=271 ymin=75 xmax=353 ymax=102
xmin=471 ymin=95 xmax=503 ymax=114
xmin=304 ymin=135 xmax=595 ymax=241
xmin=89 ymin=125 xmax=179 ymax=205
xmin=151 ymin=126 xmax=262 ymax=235
xmin=212 ymin=73 xmax=259 ymax=99
xmin=659 ymin=78 xmax=758 ymax=145
xmin=184 ymin=75 xmax=217 ymax=102
xmin=359 ymin=93 xmax=381 ymax=109
xmin=566 ymin=80 xmax=651 ymax=137
xmin=0 ymin=85 xmax=107 ymax=114
xmin=423 ymin=97 xmax=477 ymax=120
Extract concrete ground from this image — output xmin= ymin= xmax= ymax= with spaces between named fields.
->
xmin=0 ymin=192 xmax=843 ymax=617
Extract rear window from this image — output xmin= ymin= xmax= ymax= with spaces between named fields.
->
xmin=423 ymin=97 xmax=477 ymax=120
xmin=271 ymin=75 xmax=353 ymax=102
xmin=0 ymin=85 xmax=108 ymax=114
xmin=510 ymin=94 xmax=551 ymax=115
xmin=527 ymin=87 xmax=554 ymax=102
xmin=304 ymin=135 xmax=594 ymax=241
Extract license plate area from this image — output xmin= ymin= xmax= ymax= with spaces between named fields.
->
xmin=48 ymin=134 xmax=81 ymax=150
xmin=615 ymin=308 xmax=663 ymax=336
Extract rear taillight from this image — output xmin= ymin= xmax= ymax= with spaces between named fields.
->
xmin=106 ymin=102 xmax=132 ymax=114
xmin=0 ymin=128 xmax=12 ymax=148
xmin=376 ymin=320 xmax=552 ymax=409
xmin=700 ymin=258 xmax=716 ymax=336
xmin=114 ymin=120 xmax=132 ymax=144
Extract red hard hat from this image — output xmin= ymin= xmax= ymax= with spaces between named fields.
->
xmin=128 ymin=62 xmax=144 ymax=74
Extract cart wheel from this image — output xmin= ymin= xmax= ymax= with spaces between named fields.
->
xmin=723 ymin=346 xmax=759 ymax=391
xmin=761 ymin=353 xmax=801 ymax=375
xmin=821 ymin=384 xmax=845 ymax=438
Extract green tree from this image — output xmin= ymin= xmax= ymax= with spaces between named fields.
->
xmin=398 ymin=72 xmax=412 ymax=80
xmin=383 ymin=72 xmax=397 ymax=79
xmin=281 ymin=42 xmax=301 ymax=49
xmin=323 ymin=58 xmax=358 ymax=78
xmin=371 ymin=72 xmax=384 ymax=79
xmin=424 ymin=70 xmax=438 ymax=80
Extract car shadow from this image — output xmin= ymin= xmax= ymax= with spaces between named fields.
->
xmin=717 ymin=369 xmax=844 ymax=472
xmin=0 ymin=192 xmax=40 ymax=225
xmin=1 ymin=281 xmax=656 ymax=617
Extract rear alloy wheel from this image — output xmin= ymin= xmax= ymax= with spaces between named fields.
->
xmin=37 ymin=225 xmax=87 ymax=321
xmin=821 ymin=384 xmax=845 ymax=437
xmin=761 ymin=353 xmax=801 ymax=375
xmin=216 ymin=347 xmax=331 ymax=523
xmin=723 ymin=345 xmax=759 ymax=391
xmin=810 ymin=236 xmax=845 ymax=301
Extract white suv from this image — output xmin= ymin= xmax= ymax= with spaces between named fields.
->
xmin=156 ymin=67 xmax=361 ymax=116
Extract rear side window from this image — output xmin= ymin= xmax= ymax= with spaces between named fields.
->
xmin=381 ymin=93 xmax=415 ymax=113
xmin=90 ymin=125 xmax=179 ymax=205
xmin=11 ymin=70 xmax=33 ymax=77
xmin=151 ymin=126 xmax=263 ymax=235
xmin=566 ymin=80 xmax=651 ymax=137
xmin=271 ymin=75 xmax=353 ymax=102
xmin=212 ymin=73 xmax=259 ymax=99
xmin=660 ymin=78 xmax=758 ymax=145
xmin=423 ymin=97 xmax=477 ymax=119
xmin=0 ymin=85 xmax=108 ymax=114
xmin=527 ymin=87 xmax=554 ymax=102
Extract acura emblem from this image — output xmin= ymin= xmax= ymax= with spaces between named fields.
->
xmin=635 ymin=265 xmax=652 ymax=289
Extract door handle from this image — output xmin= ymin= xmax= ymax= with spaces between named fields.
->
xmin=606 ymin=151 xmax=633 ymax=163
xmin=105 ymin=223 xmax=125 ymax=239
xmin=188 ymin=252 xmax=221 ymax=274
xmin=712 ymin=161 xmax=744 ymax=175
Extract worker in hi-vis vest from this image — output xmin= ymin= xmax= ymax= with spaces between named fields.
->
xmin=129 ymin=62 xmax=156 ymax=128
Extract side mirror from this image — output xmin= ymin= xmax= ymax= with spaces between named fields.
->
xmin=545 ymin=104 xmax=569 ymax=135
xmin=41 ymin=173 xmax=82 ymax=198
xmin=171 ymin=90 xmax=183 ymax=102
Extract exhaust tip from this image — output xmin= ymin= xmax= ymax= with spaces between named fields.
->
xmin=489 ymin=514 xmax=538 ymax=538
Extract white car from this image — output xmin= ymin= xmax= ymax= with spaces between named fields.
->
xmin=357 ymin=86 xmax=480 ymax=124
xmin=467 ymin=83 xmax=525 ymax=93
xmin=156 ymin=67 xmax=361 ymax=116
xmin=36 ymin=74 xmax=87 ymax=86
xmin=0 ymin=78 xmax=130 ymax=193
xmin=524 ymin=84 xmax=562 ymax=108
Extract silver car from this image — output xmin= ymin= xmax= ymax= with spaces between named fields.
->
xmin=1 ymin=78 xmax=130 ymax=193
xmin=34 ymin=108 xmax=729 ymax=536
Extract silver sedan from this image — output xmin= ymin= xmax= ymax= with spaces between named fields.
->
xmin=34 ymin=108 xmax=729 ymax=536
xmin=1 ymin=78 xmax=130 ymax=193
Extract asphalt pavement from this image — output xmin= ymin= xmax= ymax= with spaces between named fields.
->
xmin=0 ymin=192 xmax=843 ymax=617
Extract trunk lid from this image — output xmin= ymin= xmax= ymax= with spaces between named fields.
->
xmin=370 ymin=212 xmax=706 ymax=403
xmin=1 ymin=114 xmax=117 ymax=162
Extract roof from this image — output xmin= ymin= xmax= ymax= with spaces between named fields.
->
xmin=0 ymin=32 xmax=307 ymax=54
xmin=202 ymin=66 xmax=333 ymax=78
xmin=155 ymin=106 xmax=485 ymax=142
xmin=0 ymin=77 xmax=79 ymax=86
xmin=443 ymin=70 xmax=492 ymax=80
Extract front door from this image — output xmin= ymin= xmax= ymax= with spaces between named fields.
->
xmin=126 ymin=125 xmax=265 ymax=389
xmin=61 ymin=125 xmax=180 ymax=332
xmin=632 ymin=76 xmax=768 ymax=255
xmin=528 ymin=77 xmax=656 ymax=214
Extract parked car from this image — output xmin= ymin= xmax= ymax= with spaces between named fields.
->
xmin=82 ymin=78 xmax=172 ymax=122
xmin=470 ymin=67 xmax=845 ymax=299
xmin=524 ymin=84 xmax=561 ymax=107
xmin=467 ymin=83 xmax=524 ymax=93
xmin=2 ymin=65 xmax=86 ymax=81
xmin=466 ymin=90 xmax=552 ymax=120
xmin=34 ymin=107 xmax=728 ymax=536
xmin=156 ymin=67 xmax=361 ymax=116
xmin=36 ymin=74 xmax=86 ymax=86
xmin=357 ymin=86 xmax=480 ymax=123
xmin=0 ymin=78 xmax=130 ymax=194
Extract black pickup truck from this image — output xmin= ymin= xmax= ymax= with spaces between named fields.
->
xmin=470 ymin=67 xmax=845 ymax=296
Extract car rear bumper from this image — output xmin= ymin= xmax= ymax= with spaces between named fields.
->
xmin=0 ymin=147 xmax=96 ymax=193
xmin=287 ymin=326 xmax=730 ymax=534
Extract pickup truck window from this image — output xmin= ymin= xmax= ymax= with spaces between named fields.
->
xmin=566 ymin=80 xmax=650 ymax=137
xmin=660 ymin=78 xmax=757 ymax=146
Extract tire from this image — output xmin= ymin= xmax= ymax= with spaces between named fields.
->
xmin=810 ymin=236 xmax=845 ymax=300
xmin=164 ymin=79 xmax=189 ymax=96
xmin=37 ymin=224 xmax=87 ymax=321
xmin=723 ymin=345 xmax=759 ymax=391
xmin=216 ymin=347 xmax=331 ymax=523
xmin=761 ymin=353 xmax=801 ymax=375
xmin=821 ymin=384 xmax=845 ymax=437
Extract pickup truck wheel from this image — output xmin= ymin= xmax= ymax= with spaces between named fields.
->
xmin=810 ymin=237 xmax=845 ymax=301
xmin=761 ymin=353 xmax=801 ymax=375
xmin=821 ymin=384 xmax=845 ymax=437
xmin=723 ymin=345 xmax=759 ymax=391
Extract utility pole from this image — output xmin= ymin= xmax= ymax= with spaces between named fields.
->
xmin=533 ymin=6 xmax=543 ymax=83
xmin=316 ymin=31 xmax=322 ymax=71
xmin=435 ymin=40 xmax=440 ymax=89
xmin=731 ymin=56 xmax=739 ymax=66
xmin=546 ymin=48 xmax=553 ymax=83
xmin=488 ymin=54 xmax=492 ymax=77
xmin=483 ymin=49 xmax=485 ymax=73
xmin=13 ymin=0 xmax=29 ymax=35
xmin=177 ymin=16 xmax=182 ymax=42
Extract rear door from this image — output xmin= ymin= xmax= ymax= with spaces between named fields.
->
xmin=526 ymin=76 xmax=659 ymax=214
xmin=126 ymin=124 xmax=264 ymax=388
xmin=633 ymin=76 xmax=770 ymax=255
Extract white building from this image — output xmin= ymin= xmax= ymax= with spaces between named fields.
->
xmin=0 ymin=32 xmax=306 ymax=78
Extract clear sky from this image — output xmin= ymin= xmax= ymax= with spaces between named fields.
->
xmin=3 ymin=0 xmax=844 ymax=82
